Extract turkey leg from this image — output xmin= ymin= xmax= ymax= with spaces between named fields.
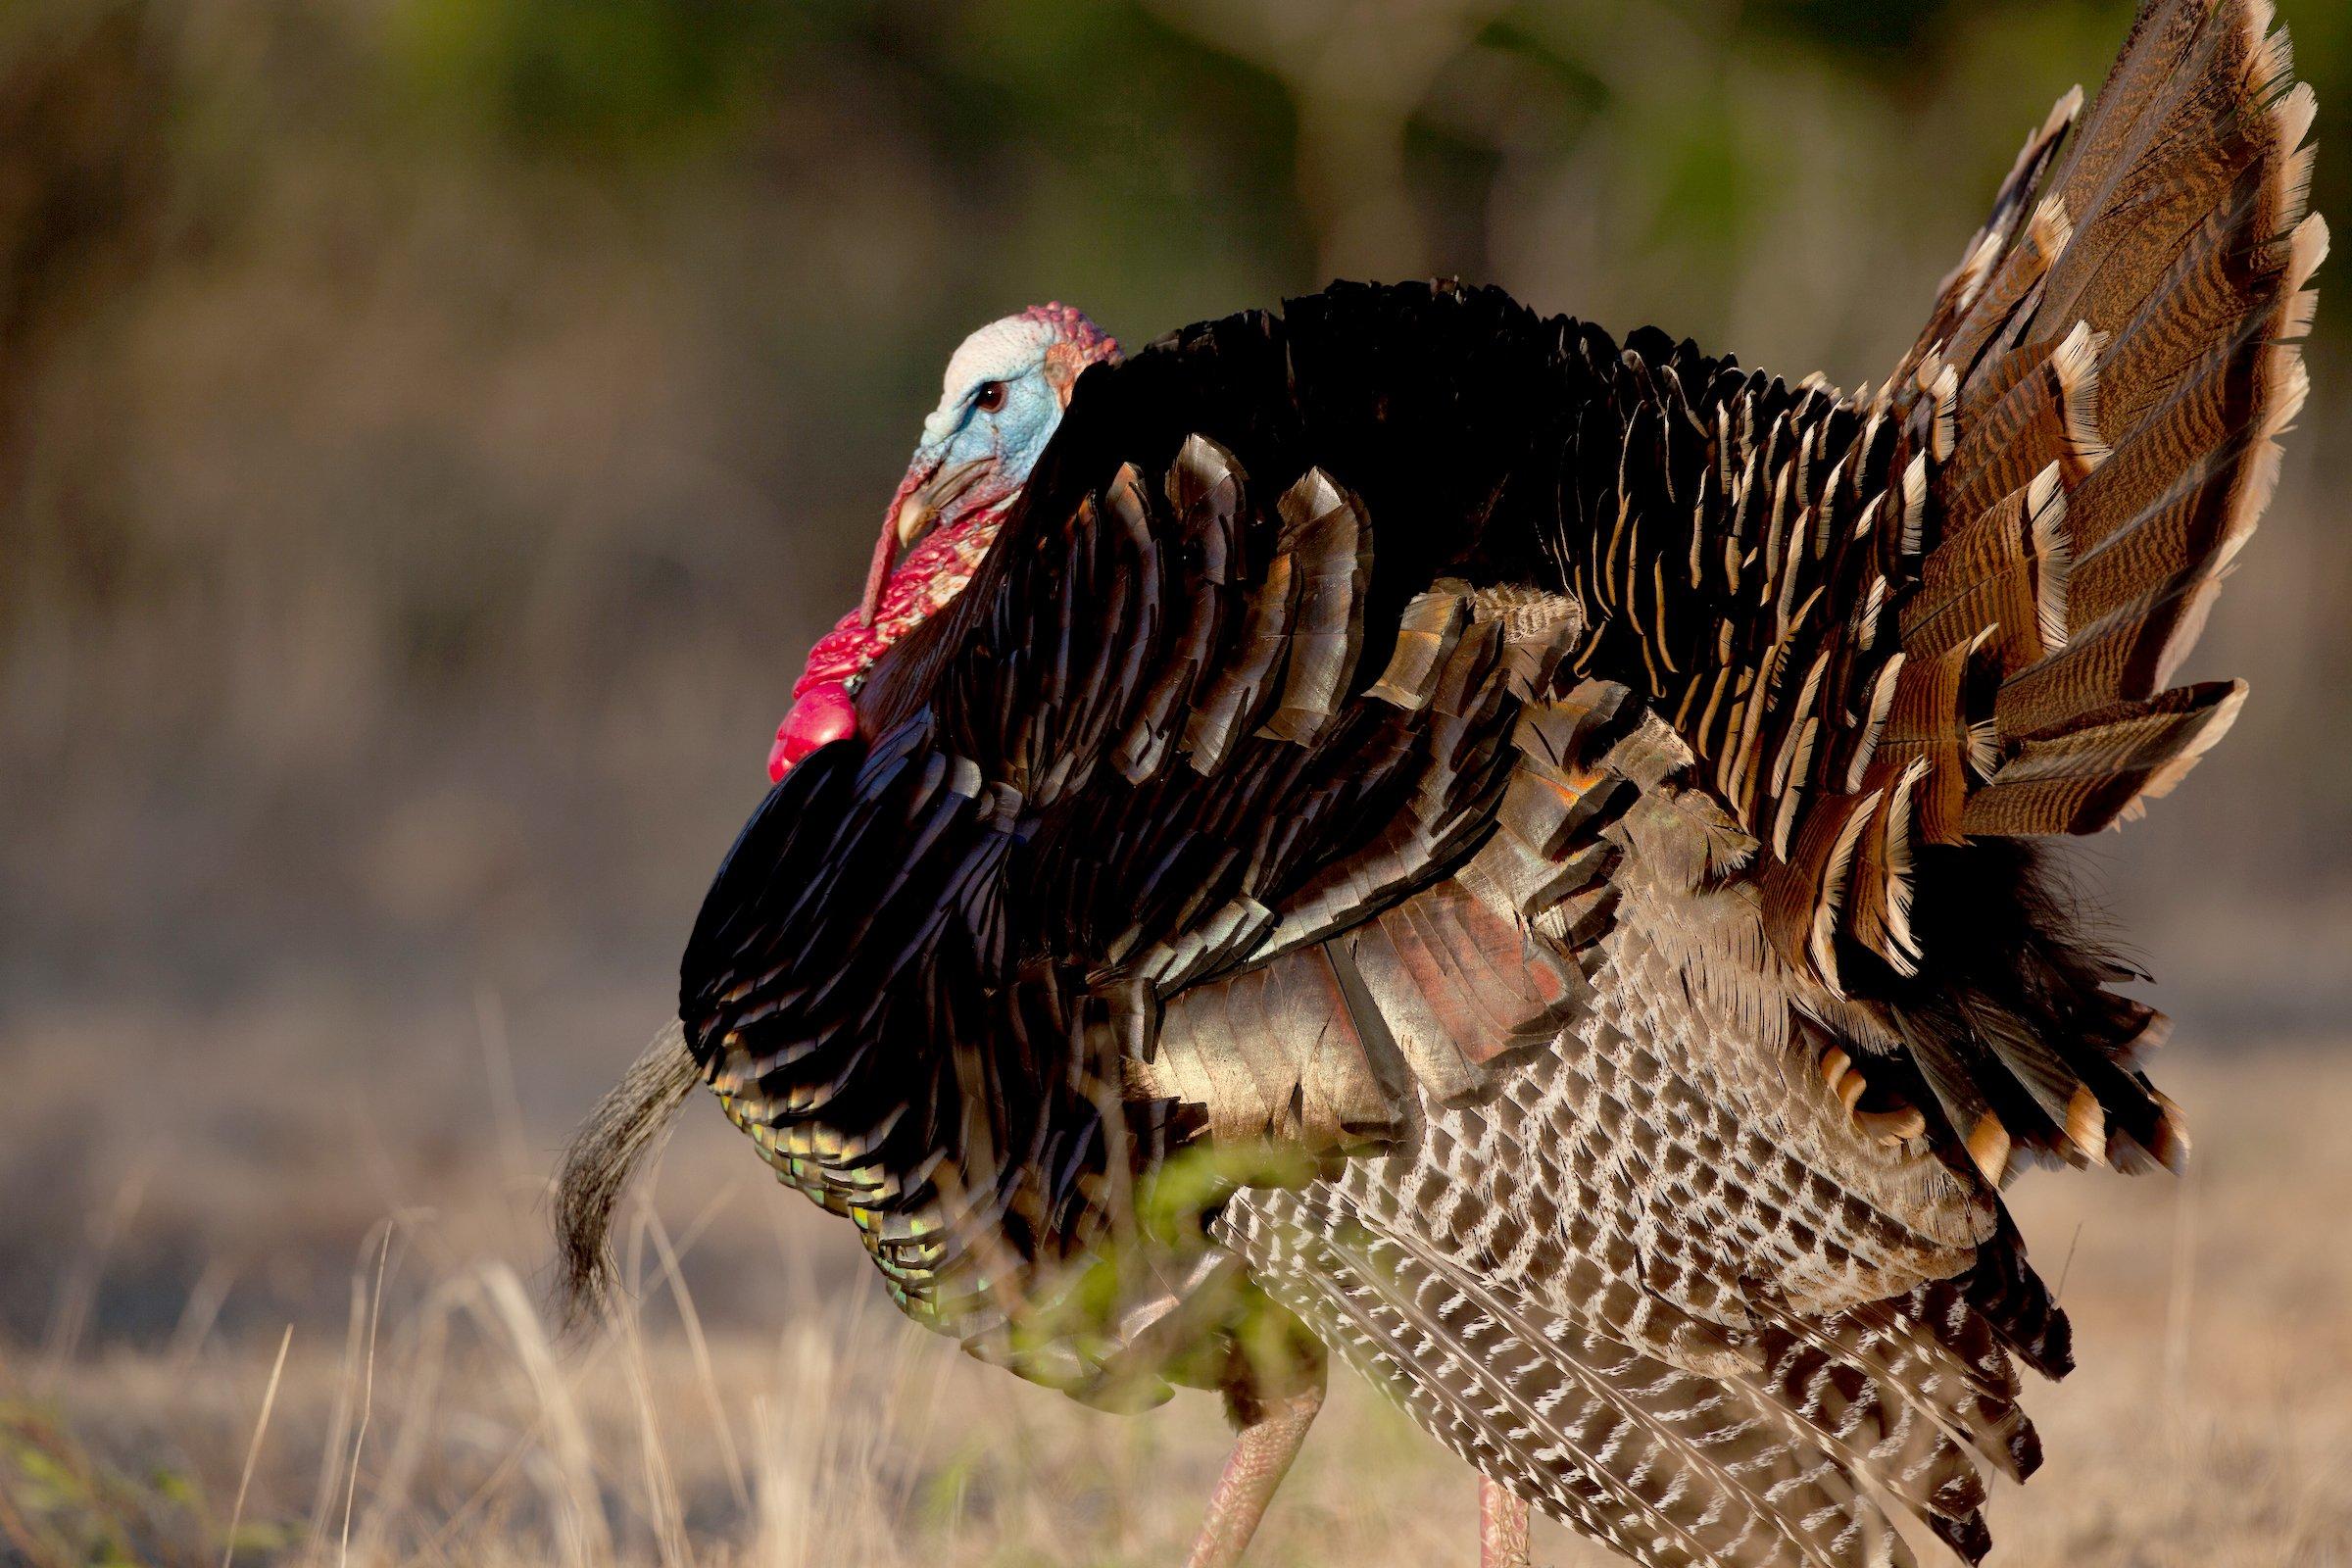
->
xmin=1480 ymin=1478 xmax=1532 ymax=1568
xmin=1181 ymin=1363 xmax=1327 ymax=1568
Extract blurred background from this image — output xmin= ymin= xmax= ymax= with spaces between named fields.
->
xmin=2 ymin=2 xmax=2346 ymax=1563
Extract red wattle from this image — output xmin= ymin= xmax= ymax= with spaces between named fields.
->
xmin=767 ymin=681 xmax=859 ymax=782
xmin=795 ymin=610 xmax=880 ymax=695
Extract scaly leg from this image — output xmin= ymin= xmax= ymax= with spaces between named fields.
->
xmin=1480 ymin=1478 xmax=1532 ymax=1568
xmin=1182 ymin=1364 xmax=1327 ymax=1568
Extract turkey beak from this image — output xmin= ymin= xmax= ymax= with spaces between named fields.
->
xmin=895 ymin=456 xmax=991 ymax=550
xmin=859 ymin=457 xmax=992 ymax=626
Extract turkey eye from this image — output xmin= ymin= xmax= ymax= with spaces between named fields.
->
xmin=972 ymin=380 xmax=1007 ymax=413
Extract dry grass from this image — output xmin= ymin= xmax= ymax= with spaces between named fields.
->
xmin=4 ymin=1047 xmax=2349 ymax=1567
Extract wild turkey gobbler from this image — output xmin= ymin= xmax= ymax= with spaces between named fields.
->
xmin=559 ymin=2 xmax=2324 ymax=1563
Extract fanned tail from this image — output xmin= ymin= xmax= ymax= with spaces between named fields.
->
xmin=1815 ymin=0 xmax=2320 ymax=1181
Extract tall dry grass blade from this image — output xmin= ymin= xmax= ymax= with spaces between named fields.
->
xmin=306 ymin=1235 xmax=376 ymax=1558
xmin=748 ymin=1395 xmax=793 ymax=1567
xmin=476 ymin=984 xmax=532 ymax=1181
xmin=352 ymin=1280 xmax=464 ymax=1564
xmin=612 ymin=1278 xmax=688 ymax=1568
xmin=758 ymin=1191 xmax=828 ymax=1331
xmin=418 ymin=1413 xmax=550 ymax=1563
xmin=751 ymin=1289 xmax=952 ymax=1566
xmin=338 ymin=1223 xmax=398 ymax=1567
xmin=754 ymin=1321 xmax=879 ymax=1568
xmin=468 ymin=1263 xmax=613 ymax=1568
xmin=167 ymin=1258 xmax=239 ymax=1373
xmin=873 ymin=1308 xmax=954 ymax=1526
xmin=222 ymin=1324 xmax=293 ymax=1568
xmin=665 ymin=1173 xmax=748 ymax=1270
xmin=646 ymin=1209 xmax=753 ymax=1514
xmin=37 ymin=1162 xmax=152 ymax=1388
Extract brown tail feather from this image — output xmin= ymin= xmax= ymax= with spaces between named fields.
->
xmin=1909 ymin=0 xmax=2318 ymax=830
xmin=1966 ymin=680 xmax=2246 ymax=835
